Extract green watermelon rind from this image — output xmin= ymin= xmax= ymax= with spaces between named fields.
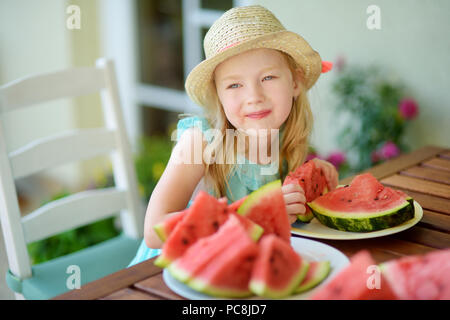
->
xmin=153 ymin=224 xmax=169 ymax=243
xmin=249 ymin=259 xmax=310 ymax=299
xmin=308 ymin=198 xmax=415 ymax=232
xmin=296 ymin=185 xmax=328 ymax=224
xmin=154 ymin=254 xmax=172 ymax=268
xmin=167 ymin=261 xmax=192 ymax=283
xmin=187 ymin=277 xmax=253 ymax=298
xmin=296 ymin=211 xmax=314 ymax=223
xmin=249 ymin=224 xmax=265 ymax=242
xmin=237 ymin=180 xmax=281 ymax=215
xmin=293 ymin=260 xmax=331 ymax=294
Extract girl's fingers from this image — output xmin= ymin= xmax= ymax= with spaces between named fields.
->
xmin=288 ymin=214 xmax=297 ymax=225
xmin=284 ymin=192 xmax=306 ymax=204
xmin=282 ymin=183 xmax=305 ymax=195
xmin=286 ymin=203 xmax=306 ymax=215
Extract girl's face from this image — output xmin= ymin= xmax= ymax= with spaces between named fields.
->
xmin=214 ymin=48 xmax=302 ymax=133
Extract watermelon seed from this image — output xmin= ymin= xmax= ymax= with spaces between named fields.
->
xmin=301 ymin=178 xmax=305 ymax=182
xmin=212 ymin=221 xmax=219 ymax=230
xmin=344 ymin=185 xmax=349 ymax=187
xmin=181 ymin=238 xmax=189 ymax=245
xmin=374 ymin=197 xmax=379 ymax=201
xmin=347 ymin=199 xmax=352 ymax=202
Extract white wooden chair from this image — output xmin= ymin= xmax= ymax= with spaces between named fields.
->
xmin=0 ymin=58 xmax=144 ymax=299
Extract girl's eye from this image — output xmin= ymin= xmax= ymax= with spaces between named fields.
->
xmin=263 ymin=75 xmax=274 ymax=81
xmin=227 ymin=83 xmax=241 ymax=89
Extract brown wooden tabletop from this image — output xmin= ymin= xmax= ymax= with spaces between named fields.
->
xmin=54 ymin=145 xmax=450 ymax=300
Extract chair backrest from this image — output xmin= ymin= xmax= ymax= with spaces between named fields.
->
xmin=0 ymin=58 xmax=144 ymax=280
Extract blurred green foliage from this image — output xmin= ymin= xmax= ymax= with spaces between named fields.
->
xmin=135 ymin=135 xmax=174 ymax=202
xmin=332 ymin=64 xmax=414 ymax=173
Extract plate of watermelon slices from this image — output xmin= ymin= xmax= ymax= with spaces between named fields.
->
xmin=291 ymin=200 xmax=423 ymax=240
xmin=285 ymin=163 xmax=423 ymax=240
xmin=163 ymin=236 xmax=350 ymax=300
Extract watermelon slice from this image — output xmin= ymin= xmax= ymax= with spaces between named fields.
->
xmin=153 ymin=197 xmax=260 ymax=244
xmin=154 ymin=209 xmax=188 ymax=242
xmin=154 ymin=191 xmax=229 ymax=267
xmin=186 ymin=216 xmax=259 ymax=298
xmin=249 ymin=235 xmax=309 ymax=299
xmin=294 ymin=260 xmax=331 ymax=294
xmin=380 ymin=249 xmax=450 ymax=300
xmin=168 ymin=214 xmax=260 ymax=284
xmin=238 ymin=180 xmax=291 ymax=243
xmin=308 ymin=173 xmax=415 ymax=232
xmin=283 ymin=160 xmax=328 ymax=223
xmin=311 ymin=250 xmax=398 ymax=300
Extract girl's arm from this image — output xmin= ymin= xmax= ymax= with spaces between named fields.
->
xmin=144 ymin=127 xmax=206 ymax=249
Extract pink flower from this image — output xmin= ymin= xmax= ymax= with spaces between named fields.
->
xmin=326 ymin=151 xmax=346 ymax=169
xmin=399 ymin=98 xmax=419 ymax=120
xmin=379 ymin=141 xmax=400 ymax=160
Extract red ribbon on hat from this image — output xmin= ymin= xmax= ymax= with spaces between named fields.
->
xmin=321 ymin=61 xmax=333 ymax=73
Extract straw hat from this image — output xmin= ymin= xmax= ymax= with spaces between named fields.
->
xmin=185 ymin=5 xmax=324 ymax=108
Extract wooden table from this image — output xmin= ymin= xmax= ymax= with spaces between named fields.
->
xmin=54 ymin=145 xmax=450 ymax=300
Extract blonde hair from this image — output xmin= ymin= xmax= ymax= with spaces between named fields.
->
xmin=186 ymin=50 xmax=314 ymax=200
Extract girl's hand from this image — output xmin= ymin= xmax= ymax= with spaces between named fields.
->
xmin=282 ymin=183 xmax=306 ymax=224
xmin=312 ymin=158 xmax=339 ymax=191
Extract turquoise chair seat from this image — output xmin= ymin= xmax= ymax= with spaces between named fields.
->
xmin=5 ymin=234 xmax=141 ymax=300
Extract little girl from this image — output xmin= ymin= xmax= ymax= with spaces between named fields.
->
xmin=128 ymin=5 xmax=338 ymax=266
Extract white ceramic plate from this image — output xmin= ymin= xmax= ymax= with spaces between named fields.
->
xmin=291 ymin=201 xmax=423 ymax=240
xmin=163 ymin=237 xmax=349 ymax=300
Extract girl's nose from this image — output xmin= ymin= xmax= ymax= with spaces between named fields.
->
xmin=246 ymin=82 xmax=265 ymax=105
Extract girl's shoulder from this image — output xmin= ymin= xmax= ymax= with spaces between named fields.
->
xmin=176 ymin=114 xmax=214 ymax=143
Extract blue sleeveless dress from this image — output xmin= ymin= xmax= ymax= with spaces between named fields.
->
xmin=127 ymin=115 xmax=287 ymax=267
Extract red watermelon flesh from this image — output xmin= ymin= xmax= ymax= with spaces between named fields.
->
xmin=187 ymin=217 xmax=259 ymax=298
xmin=381 ymin=249 xmax=450 ymax=300
xmin=311 ymin=250 xmax=398 ymax=300
xmin=238 ymin=180 xmax=291 ymax=243
xmin=283 ymin=160 xmax=328 ymax=222
xmin=153 ymin=195 xmax=257 ymax=244
xmin=168 ymin=214 xmax=254 ymax=284
xmin=312 ymin=174 xmax=406 ymax=213
xmin=154 ymin=191 xmax=228 ymax=267
xmin=153 ymin=209 xmax=188 ymax=242
xmin=249 ymin=235 xmax=309 ymax=298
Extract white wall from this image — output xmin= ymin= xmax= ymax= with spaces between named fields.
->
xmin=0 ymin=0 xmax=80 ymax=186
xmin=255 ymin=0 xmax=450 ymax=155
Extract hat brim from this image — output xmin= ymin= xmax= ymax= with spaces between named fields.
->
xmin=185 ymin=30 xmax=322 ymax=108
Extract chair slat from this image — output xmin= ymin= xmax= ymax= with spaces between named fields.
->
xmin=9 ymin=128 xmax=117 ymax=179
xmin=22 ymin=188 xmax=127 ymax=244
xmin=0 ymin=67 xmax=105 ymax=112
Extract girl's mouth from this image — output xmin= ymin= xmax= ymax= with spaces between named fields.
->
xmin=246 ymin=110 xmax=271 ymax=119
